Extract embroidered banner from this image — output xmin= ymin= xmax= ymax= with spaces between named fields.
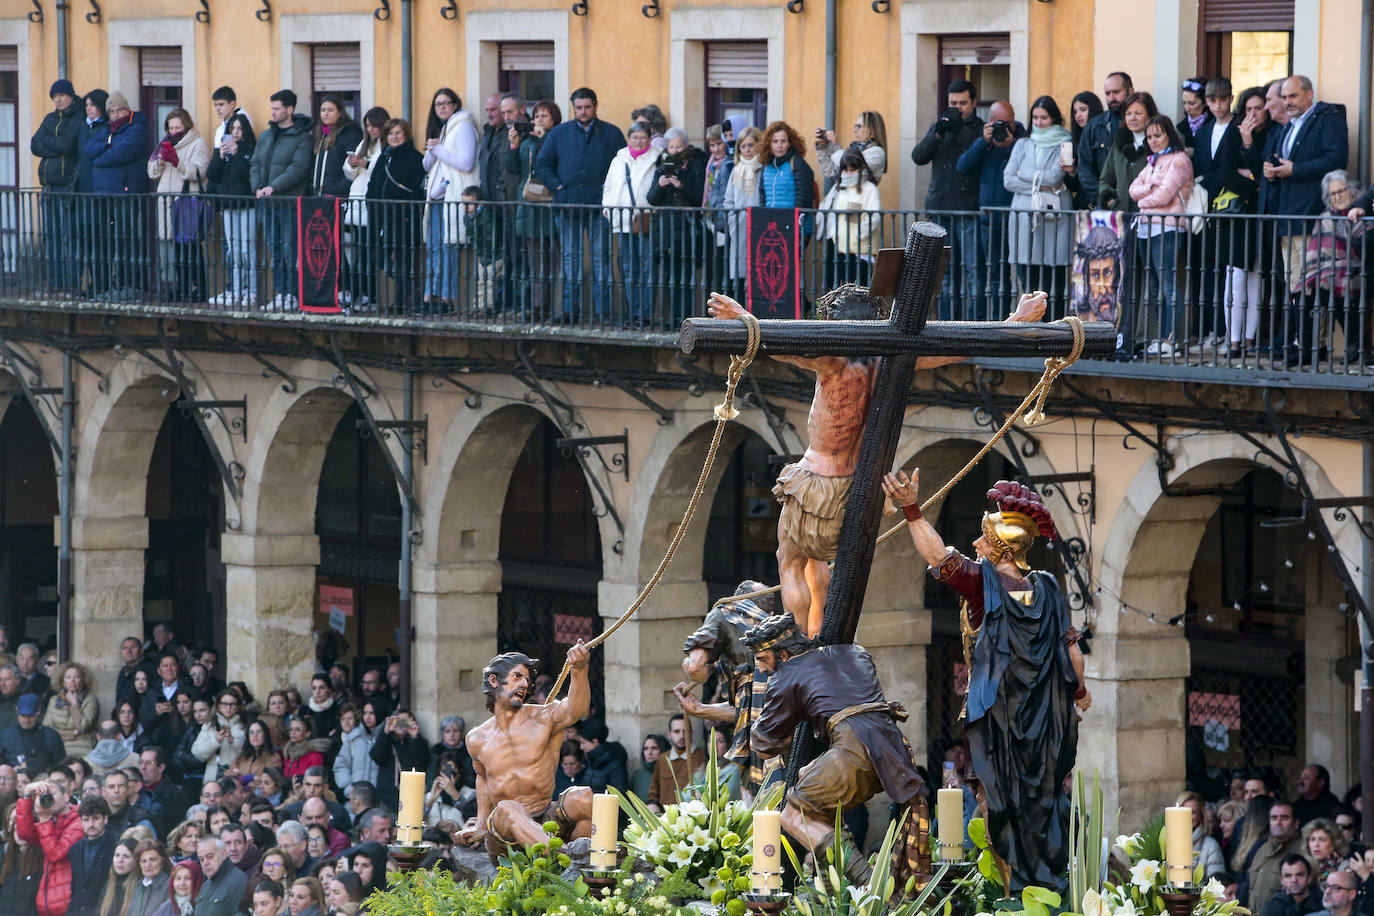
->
xmin=747 ymin=207 xmax=801 ymax=318
xmin=298 ymin=196 xmax=341 ymax=313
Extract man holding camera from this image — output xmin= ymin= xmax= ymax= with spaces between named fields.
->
xmin=911 ymin=79 xmax=983 ymax=319
xmin=957 ymin=100 xmax=1023 ymax=321
xmin=16 ymin=777 xmax=84 ymax=916
xmin=0 ymin=694 xmax=66 ymax=778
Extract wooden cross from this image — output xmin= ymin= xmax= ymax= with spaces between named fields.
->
xmin=681 ymin=222 xmax=1114 ymax=648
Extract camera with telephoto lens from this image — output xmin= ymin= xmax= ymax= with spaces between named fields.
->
xmin=990 ymin=120 xmax=1011 ymax=143
xmin=936 ymin=108 xmax=962 ymax=135
xmin=513 ymin=121 xmax=534 ymax=138
xmin=38 ymin=792 xmax=53 ymax=808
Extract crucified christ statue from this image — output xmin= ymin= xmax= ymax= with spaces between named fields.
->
xmin=706 ymin=286 xmax=1049 ymax=636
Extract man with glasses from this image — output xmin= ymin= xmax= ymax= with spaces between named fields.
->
xmin=1313 ymin=870 xmax=1359 ymax=916
xmin=299 ymin=796 xmax=349 ymax=854
xmin=275 ymin=820 xmax=313 ymax=874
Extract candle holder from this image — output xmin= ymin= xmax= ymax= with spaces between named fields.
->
xmin=387 ymin=842 xmax=431 ymax=873
xmin=742 ymin=891 xmax=792 ymax=914
xmin=1160 ymin=883 xmax=1201 ymax=916
xmin=933 ymin=856 xmax=975 ymax=883
xmin=580 ymin=843 xmax=625 ymax=894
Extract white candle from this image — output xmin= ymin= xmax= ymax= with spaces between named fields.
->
xmin=752 ymin=809 xmax=782 ymax=892
xmin=397 ymin=770 xmax=425 ymax=845
xmin=937 ymin=787 xmax=964 ymax=860
xmin=590 ymin=793 xmax=618 ymax=869
xmin=1164 ymin=806 xmax=1194 ymax=885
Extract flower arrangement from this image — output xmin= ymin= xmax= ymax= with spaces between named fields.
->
xmin=1082 ymin=822 xmax=1247 ymax=916
xmin=617 ymin=750 xmax=778 ymax=916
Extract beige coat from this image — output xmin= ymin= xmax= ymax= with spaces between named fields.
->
xmin=41 ymin=693 xmax=99 ymax=757
xmin=147 ymin=127 xmax=210 ymax=240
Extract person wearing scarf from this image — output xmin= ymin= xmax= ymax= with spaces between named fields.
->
xmin=1003 ymin=95 xmax=1075 ymax=313
xmin=721 ymin=126 xmax=763 ymax=294
xmin=151 ymin=860 xmax=203 ymax=916
xmin=1129 ymin=115 xmax=1194 ymax=355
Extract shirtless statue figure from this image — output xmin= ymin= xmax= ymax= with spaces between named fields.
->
xmin=707 ymin=286 xmax=1048 ymax=635
xmin=456 ymin=642 xmax=593 ymax=860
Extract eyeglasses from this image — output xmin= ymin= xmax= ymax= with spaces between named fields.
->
xmin=434 ymin=99 xmax=456 ymax=109
xmin=1323 ymin=883 xmax=1357 ymax=893
xmin=218 ymin=699 xmax=239 ymax=707
xmin=1329 ymin=186 xmax=1352 ymax=197
xmin=1335 ymin=821 xmax=1356 ymax=830
xmin=1182 ymin=79 xmax=1204 ymax=92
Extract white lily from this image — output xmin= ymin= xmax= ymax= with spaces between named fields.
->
xmin=1130 ymin=858 xmax=1161 ymax=891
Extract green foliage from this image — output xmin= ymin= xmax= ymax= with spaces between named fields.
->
xmin=358 ymin=868 xmax=488 ymax=916
xmin=1068 ymin=770 xmax=1119 ymax=916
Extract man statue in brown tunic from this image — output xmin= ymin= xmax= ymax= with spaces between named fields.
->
xmin=707 ymin=287 xmax=1048 ymax=636
xmin=455 ymin=643 xmax=594 ymax=861
xmin=744 ymin=614 xmax=928 ymax=887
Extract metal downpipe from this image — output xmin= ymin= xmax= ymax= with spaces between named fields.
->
xmin=401 ymin=0 xmax=413 ymax=126
xmin=398 ymin=370 xmax=414 ymax=709
xmin=58 ymin=348 xmax=73 ymax=660
xmin=824 ymin=0 xmax=837 ymax=141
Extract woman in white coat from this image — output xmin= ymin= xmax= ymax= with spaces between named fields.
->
xmin=1003 ymin=95 xmax=1074 ymax=312
xmin=816 ymin=149 xmax=883 ymax=289
xmin=721 ymin=126 xmax=763 ymax=297
xmin=421 ymin=89 xmax=479 ymax=311
xmin=191 ymin=689 xmax=246 ymax=784
xmin=342 ymin=106 xmax=390 ymax=310
xmin=601 ymin=121 xmax=661 ymax=324
xmin=147 ymin=107 xmax=210 ymax=301
xmin=332 ymin=698 xmax=385 ymax=800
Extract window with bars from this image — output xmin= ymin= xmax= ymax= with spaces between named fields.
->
xmin=499 ymin=43 xmax=555 ymax=110
xmin=139 ymin=47 xmax=183 ymax=131
xmin=705 ymin=42 xmax=768 ymax=131
xmin=312 ymin=43 xmax=362 ymax=122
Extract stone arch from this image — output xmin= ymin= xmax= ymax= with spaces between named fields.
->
xmin=70 ymin=352 xmax=238 ymax=705
xmin=1088 ymin=432 xmax=1357 ymax=829
xmin=415 ymin=376 xmax=621 ymax=733
xmin=225 ymin=359 xmax=398 ymax=695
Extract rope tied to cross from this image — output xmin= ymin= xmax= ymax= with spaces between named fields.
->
xmin=545 ymin=311 xmax=1085 ymax=695
xmin=544 ymin=310 xmax=762 ymax=701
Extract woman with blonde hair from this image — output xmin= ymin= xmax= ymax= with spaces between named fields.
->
xmin=96 ymin=837 xmax=141 ymax=916
xmin=722 ymin=125 xmax=764 ymax=294
xmin=1302 ymin=817 xmax=1348 ymax=879
xmin=1176 ymin=790 xmax=1226 ymax=879
xmin=815 ymin=110 xmax=888 ymax=184
xmin=125 ymin=840 xmax=172 ymax=916
xmin=288 ymin=877 xmax=327 ymax=916
xmin=42 ymin=662 xmax=99 ymax=756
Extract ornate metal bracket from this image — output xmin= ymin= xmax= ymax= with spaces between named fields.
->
xmin=211 ymin=329 xmax=295 ymax=393
xmin=155 ymin=324 xmax=243 ymax=502
xmin=431 ymin=373 xmax=481 ymax=409
xmin=85 ymin=0 xmax=101 ymax=24
xmin=356 ymin=417 xmax=429 ymax=466
xmin=28 ymin=1 xmax=42 ymax=23
xmin=571 ymin=0 xmax=587 ymax=15
xmin=556 ymin=430 xmax=628 ymax=481
xmin=328 ymin=334 xmax=421 ymax=515
xmin=177 ymin=398 xmax=247 ymax=443
xmin=591 ymin=375 xmax=671 ymax=425
xmin=870 ymin=0 xmax=889 ymax=11
xmin=374 ymin=0 xmax=390 ymax=19
xmin=786 ymin=0 xmax=804 ymax=13
xmin=255 ymin=0 xmax=271 ymax=21
xmin=195 ymin=0 xmax=209 ymax=23
xmin=1016 ymin=470 xmax=1096 ymax=523
xmin=106 ymin=319 xmax=183 ymax=381
xmin=0 ymin=339 xmax=61 ymax=456
xmin=642 ymin=0 xmax=659 ymax=16
xmin=440 ymin=0 xmax=457 ymax=18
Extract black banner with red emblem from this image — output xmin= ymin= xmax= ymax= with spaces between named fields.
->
xmin=297 ymin=197 xmax=341 ymax=313
xmin=746 ymin=207 xmax=801 ymax=319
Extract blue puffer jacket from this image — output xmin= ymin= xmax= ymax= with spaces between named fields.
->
xmin=86 ymin=112 xmax=152 ymax=194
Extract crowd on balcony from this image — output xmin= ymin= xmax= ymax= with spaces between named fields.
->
xmin=0 ymin=617 xmax=1369 ymax=916
xmin=23 ymin=71 xmax=1371 ymax=367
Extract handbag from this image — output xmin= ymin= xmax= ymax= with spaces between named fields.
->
xmin=1182 ymin=177 xmax=1208 ymax=234
xmin=522 ymin=177 xmax=553 ymax=203
xmin=625 ymin=164 xmax=652 ymax=235
xmin=172 ymin=178 xmax=212 ymax=244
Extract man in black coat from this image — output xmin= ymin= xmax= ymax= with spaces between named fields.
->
xmin=1077 ymin=72 xmax=1132 ymax=202
xmin=575 ymin=719 xmax=629 ymax=793
xmin=30 ymin=78 xmax=84 ymax=291
xmin=137 ymin=746 xmax=191 ymax=836
xmin=1257 ymin=75 xmax=1348 ymax=365
xmin=910 ymin=78 xmax=983 ymax=320
xmin=115 ymin=636 xmax=156 ymax=707
xmin=68 ymin=796 xmax=117 ymax=916
xmin=139 ymin=650 xmax=191 ymax=751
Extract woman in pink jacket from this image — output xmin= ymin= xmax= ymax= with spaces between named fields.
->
xmin=1129 ymin=115 xmax=1194 ymax=357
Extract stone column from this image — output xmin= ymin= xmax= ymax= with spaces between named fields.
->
xmin=410 ymin=560 xmax=501 ymax=737
xmin=1304 ymin=546 xmax=1354 ymax=791
xmin=71 ymin=515 xmax=148 ymax=712
xmin=221 ymin=532 xmax=320 ymax=700
xmin=599 ymin=578 xmax=708 ymax=753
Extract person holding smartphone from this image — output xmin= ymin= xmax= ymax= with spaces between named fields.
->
xmin=368 ymin=709 xmax=428 ymax=811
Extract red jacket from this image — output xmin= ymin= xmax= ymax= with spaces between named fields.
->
xmin=16 ymin=796 xmax=84 ymax=916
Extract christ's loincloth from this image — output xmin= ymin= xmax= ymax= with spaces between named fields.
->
xmin=485 ymin=787 xmax=580 ymax=860
xmin=773 ymin=462 xmax=852 ymax=561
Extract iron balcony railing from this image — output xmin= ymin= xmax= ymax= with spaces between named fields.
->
xmin=1 ymin=189 xmax=1368 ymax=378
